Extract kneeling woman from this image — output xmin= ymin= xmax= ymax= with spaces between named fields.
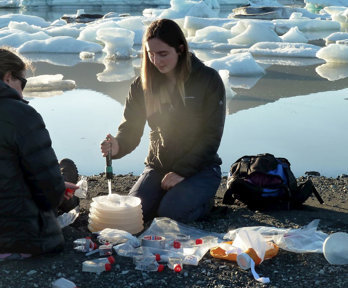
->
xmin=101 ymin=19 xmax=226 ymax=223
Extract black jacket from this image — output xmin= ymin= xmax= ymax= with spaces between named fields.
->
xmin=0 ymin=80 xmax=65 ymax=255
xmin=115 ymin=54 xmax=226 ymax=177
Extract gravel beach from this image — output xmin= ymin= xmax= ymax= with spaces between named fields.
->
xmin=0 ymin=173 xmax=347 ymax=288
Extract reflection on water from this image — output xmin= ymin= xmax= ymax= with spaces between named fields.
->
xmin=28 ymin=87 xmax=348 ymax=178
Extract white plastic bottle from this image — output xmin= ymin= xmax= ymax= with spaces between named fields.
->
xmin=91 ymin=256 xmax=115 ymax=265
xmin=133 ymin=255 xmax=164 ymax=272
xmin=82 ymin=260 xmax=112 ymax=274
xmin=52 ymin=277 xmax=78 ymax=288
xmin=74 ymin=237 xmax=97 ymax=252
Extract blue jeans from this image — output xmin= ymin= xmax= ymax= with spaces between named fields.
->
xmin=129 ymin=165 xmax=221 ymax=223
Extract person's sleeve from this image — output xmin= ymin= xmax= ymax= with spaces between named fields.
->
xmin=172 ymin=70 xmax=226 ymax=177
xmin=17 ymin=107 xmax=65 ymax=211
xmin=114 ymin=79 xmax=147 ymax=159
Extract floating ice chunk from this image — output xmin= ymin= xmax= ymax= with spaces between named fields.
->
xmin=316 ymin=62 xmax=348 ymax=81
xmin=184 ymin=16 xmax=236 ymax=37
xmin=190 ymin=26 xmax=232 ymax=43
xmin=324 ymin=32 xmax=348 ymax=45
xmin=316 ymin=43 xmax=348 ymax=63
xmin=218 ymin=69 xmax=236 ymax=99
xmin=78 ymin=20 xmax=120 ymax=44
xmin=274 ymin=18 xmax=341 ymax=34
xmin=96 ymin=27 xmax=135 ymax=59
xmin=323 ymin=6 xmax=347 ymax=16
xmin=330 ymin=8 xmax=348 ymax=25
xmin=159 ymin=0 xmax=218 ymax=19
xmin=44 ymin=25 xmax=81 ymax=38
xmin=304 ymin=0 xmax=348 ymax=9
xmin=0 ymin=31 xmax=50 ymax=48
xmin=8 ymin=21 xmax=42 ymax=33
xmin=228 ymin=22 xmax=281 ymax=46
xmin=17 ymin=36 xmax=103 ymax=53
xmin=80 ymin=51 xmax=95 ymax=59
xmin=26 ymin=74 xmax=76 ymax=92
xmin=205 ymin=52 xmax=265 ymax=76
xmin=280 ymin=26 xmax=308 ymax=43
xmin=233 ymin=42 xmax=320 ymax=58
xmin=116 ymin=17 xmax=145 ymax=45
xmin=0 ymin=14 xmax=50 ymax=28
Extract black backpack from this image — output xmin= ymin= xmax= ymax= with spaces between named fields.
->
xmin=222 ymin=153 xmax=324 ymax=210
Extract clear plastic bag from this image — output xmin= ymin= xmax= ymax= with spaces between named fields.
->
xmin=223 ymin=219 xmax=328 ymax=253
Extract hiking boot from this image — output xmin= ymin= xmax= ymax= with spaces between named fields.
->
xmin=59 ymin=158 xmax=79 ymax=184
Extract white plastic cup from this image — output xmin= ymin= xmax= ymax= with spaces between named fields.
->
xmin=323 ymin=232 xmax=348 ymax=265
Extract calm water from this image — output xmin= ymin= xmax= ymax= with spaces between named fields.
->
xmin=3 ymin=3 xmax=348 ymax=177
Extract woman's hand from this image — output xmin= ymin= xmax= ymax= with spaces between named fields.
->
xmin=64 ymin=181 xmax=79 ymax=200
xmin=100 ymin=134 xmax=119 ymax=157
xmin=161 ymin=172 xmax=185 ymax=190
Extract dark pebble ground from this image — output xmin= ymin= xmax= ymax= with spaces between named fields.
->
xmin=0 ymin=174 xmax=347 ymax=288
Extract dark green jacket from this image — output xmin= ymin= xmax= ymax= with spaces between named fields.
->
xmin=0 ymin=80 xmax=65 ymax=255
xmin=115 ymin=54 xmax=226 ymax=177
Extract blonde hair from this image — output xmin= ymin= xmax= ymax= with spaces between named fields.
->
xmin=141 ymin=19 xmax=191 ymax=116
xmin=0 ymin=46 xmax=33 ymax=80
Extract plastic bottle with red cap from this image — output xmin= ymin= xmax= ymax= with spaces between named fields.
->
xmin=167 ymin=257 xmax=183 ymax=273
xmin=92 ymin=256 xmax=115 ymax=265
xmin=133 ymin=255 xmax=165 ymax=272
xmin=52 ymin=277 xmax=78 ymax=288
xmin=82 ymin=260 xmax=112 ymax=274
xmin=73 ymin=237 xmax=98 ymax=253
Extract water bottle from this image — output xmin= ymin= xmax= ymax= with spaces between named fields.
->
xmin=133 ymin=255 xmax=164 ymax=272
xmin=82 ymin=260 xmax=112 ymax=274
xmin=73 ymin=237 xmax=98 ymax=252
xmin=167 ymin=257 xmax=183 ymax=272
xmin=52 ymin=277 xmax=78 ymax=288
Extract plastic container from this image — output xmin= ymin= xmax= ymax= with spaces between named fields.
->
xmin=133 ymin=255 xmax=164 ymax=272
xmin=167 ymin=257 xmax=183 ymax=272
xmin=92 ymin=256 xmax=115 ymax=265
xmin=88 ymin=194 xmax=143 ymax=234
xmin=323 ymin=232 xmax=348 ymax=265
xmin=99 ymin=243 xmax=113 ymax=256
xmin=73 ymin=237 xmax=97 ymax=252
xmin=82 ymin=260 xmax=112 ymax=273
xmin=52 ymin=277 xmax=78 ymax=288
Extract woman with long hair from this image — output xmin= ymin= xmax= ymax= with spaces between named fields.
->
xmin=101 ymin=19 xmax=226 ymax=223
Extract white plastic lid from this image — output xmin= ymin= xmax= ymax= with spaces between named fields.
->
xmin=323 ymin=232 xmax=348 ymax=265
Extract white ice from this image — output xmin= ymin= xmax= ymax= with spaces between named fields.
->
xmin=232 ymin=42 xmax=321 ymax=58
xmin=0 ymin=0 xmax=347 ymax=89
xmin=204 ymin=52 xmax=265 ymax=76
xmin=317 ymin=43 xmax=348 ymax=63
xmin=96 ymin=27 xmax=135 ymax=59
xmin=324 ymin=32 xmax=348 ymax=45
xmin=26 ymin=74 xmax=76 ymax=92
xmin=17 ymin=36 xmax=103 ymax=53
xmin=280 ymin=27 xmax=308 ymax=43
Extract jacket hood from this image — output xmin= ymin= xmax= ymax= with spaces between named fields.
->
xmin=0 ymin=79 xmax=28 ymax=103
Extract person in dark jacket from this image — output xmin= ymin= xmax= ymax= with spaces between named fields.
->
xmin=0 ymin=47 xmax=78 ymax=259
xmin=101 ymin=19 xmax=226 ymax=223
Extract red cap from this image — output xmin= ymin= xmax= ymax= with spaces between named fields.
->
xmin=155 ymin=254 xmax=161 ymax=261
xmin=105 ymin=263 xmax=112 ymax=271
xmin=86 ymin=237 xmax=91 ymax=239
xmin=157 ymin=264 xmax=165 ymax=272
xmin=174 ymin=264 xmax=182 ymax=273
xmin=195 ymin=239 xmax=203 ymax=245
xmin=173 ymin=241 xmax=181 ymax=249
xmin=90 ymin=242 xmax=98 ymax=250
xmin=107 ymin=256 xmax=115 ymax=264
